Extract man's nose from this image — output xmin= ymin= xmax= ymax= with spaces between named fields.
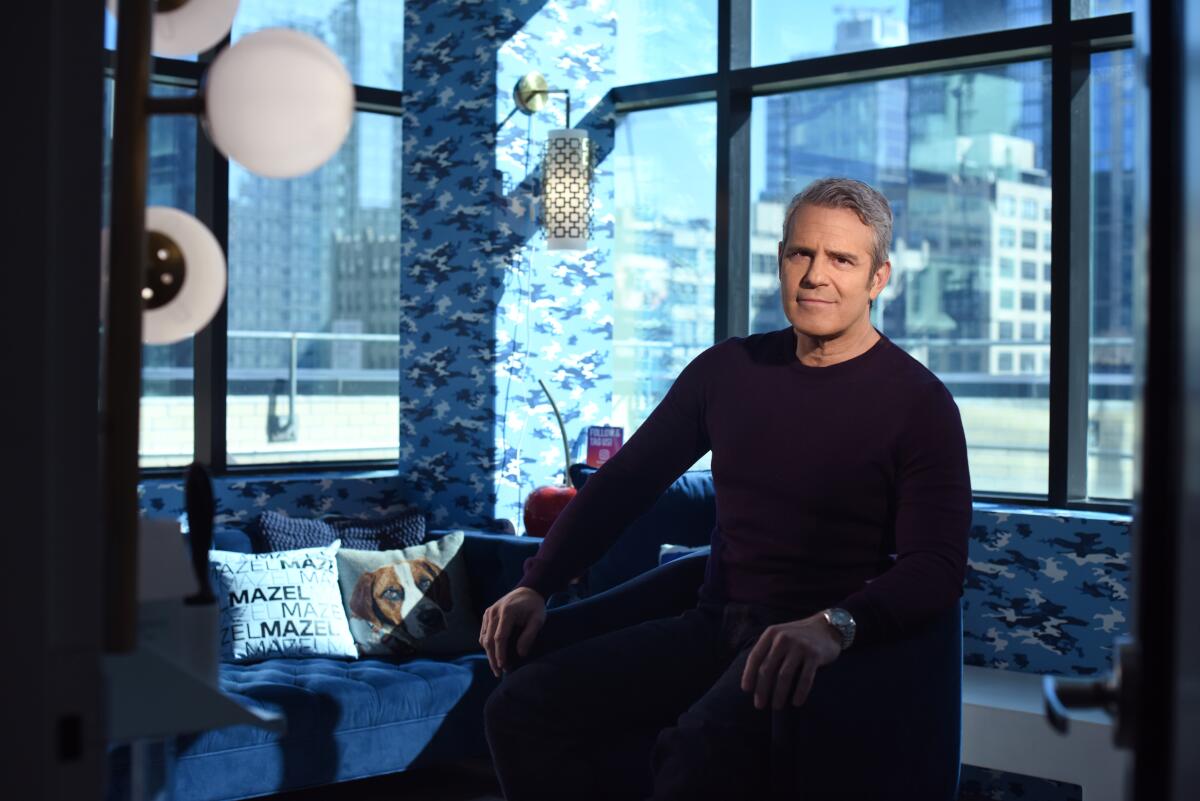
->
xmin=800 ymin=256 xmax=830 ymax=286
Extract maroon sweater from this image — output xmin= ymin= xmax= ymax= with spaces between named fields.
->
xmin=517 ymin=327 xmax=973 ymax=648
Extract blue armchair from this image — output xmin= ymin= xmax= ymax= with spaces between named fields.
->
xmin=509 ymin=550 xmax=963 ymax=800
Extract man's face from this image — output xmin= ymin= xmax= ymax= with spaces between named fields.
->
xmin=777 ymin=204 xmax=890 ymax=339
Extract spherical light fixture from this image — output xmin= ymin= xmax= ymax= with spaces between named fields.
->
xmin=203 ymin=28 xmax=355 ymax=178
xmin=140 ymin=206 xmax=227 ymax=344
xmin=106 ymin=0 xmax=240 ymax=58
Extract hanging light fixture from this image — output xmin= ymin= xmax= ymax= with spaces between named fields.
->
xmin=512 ymin=71 xmax=593 ymax=251
xmin=103 ymin=0 xmax=353 ymax=652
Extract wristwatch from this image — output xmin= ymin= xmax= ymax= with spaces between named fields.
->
xmin=821 ymin=607 xmax=856 ymax=650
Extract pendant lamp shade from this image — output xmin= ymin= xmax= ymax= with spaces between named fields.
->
xmin=106 ymin=0 xmax=240 ymax=58
xmin=204 ymin=28 xmax=354 ymax=178
xmin=140 ymin=206 xmax=227 ymax=344
xmin=543 ymin=128 xmax=592 ymax=251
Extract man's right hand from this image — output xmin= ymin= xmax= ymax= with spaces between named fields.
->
xmin=480 ymin=587 xmax=547 ymax=677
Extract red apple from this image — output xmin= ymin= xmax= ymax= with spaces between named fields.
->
xmin=523 ymin=484 xmax=577 ymax=538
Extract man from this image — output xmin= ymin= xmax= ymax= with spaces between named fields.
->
xmin=480 ymin=177 xmax=972 ymax=800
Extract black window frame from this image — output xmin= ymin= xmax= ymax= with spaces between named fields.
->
xmin=612 ymin=1 xmax=1132 ymax=513
xmin=107 ymin=41 xmax=406 ymax=479
xmin=121 ymin=3 xmax=1135 ymax=513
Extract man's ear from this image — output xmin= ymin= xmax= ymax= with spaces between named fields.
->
xmin=870 ymin=259 xmax=892 ymax=301
xmin=777 ymin=240 xmax=784 ymax=277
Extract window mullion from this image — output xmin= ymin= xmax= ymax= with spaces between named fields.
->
xmin=1049 ymin=0 xmax=1093 ymax=504
xmin=715 ymin=0 xmax=751 ymax=342
xmin=192 ymin=38 xmax=230 ymax=473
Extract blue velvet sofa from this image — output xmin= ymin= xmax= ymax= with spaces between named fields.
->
xmin=127 ymin=528 xmax=537 ymax=801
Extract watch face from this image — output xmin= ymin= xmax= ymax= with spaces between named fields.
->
xmin=830 ymin=609 xmax=852 ymax=627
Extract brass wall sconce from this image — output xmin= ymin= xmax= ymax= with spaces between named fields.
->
xmin=512 ymin=71 xmax=593 ymax=251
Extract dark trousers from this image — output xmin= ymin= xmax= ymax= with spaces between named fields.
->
xmin=483 ymin=599 xmax=798 ymax=801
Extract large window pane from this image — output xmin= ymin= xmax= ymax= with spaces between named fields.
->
xmin=103 ymin=80 xmax=198 ymax=468
xmin=612 ymin=104 xmax=716 ymax=466
xmin=233 ymin=0 xmax=404 ymax=90
xmin=753 ymin=1 xmax=1049 ymax=69
xmin=613 ymin=0 xmax=717 ymax=85
xmin=1088 ymin=50 xmax=1135 ymax=500
xmin=749 ymin=61 xmax=1052 ymax=495
xmin=226 ymin=112 xmax=402 ymax=465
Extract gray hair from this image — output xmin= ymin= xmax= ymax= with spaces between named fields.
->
xmin=782 ymin=177 xmax=893 ymax=278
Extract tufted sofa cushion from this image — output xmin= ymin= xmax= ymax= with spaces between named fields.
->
xmin=173 ymin=655 xmax=500 ymax=801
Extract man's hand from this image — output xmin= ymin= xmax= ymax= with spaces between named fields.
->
xmin=740 ymin=613 xmax=843 ymax=711
xmin=479 ymin=587 xmax=547 ymax=677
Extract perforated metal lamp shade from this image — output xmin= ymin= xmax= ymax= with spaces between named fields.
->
xmin=543 ymin=129 xmax=592 ymax=251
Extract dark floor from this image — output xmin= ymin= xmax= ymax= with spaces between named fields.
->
xmin=264 ymin=759 xmax=503 ymax=801
xmin=263 ymin=760 xmax=1084 ymax=801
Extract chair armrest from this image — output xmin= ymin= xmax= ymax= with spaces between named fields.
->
xmin=511 ymin=551 xmax=709 ymax=667
xmin=447 ymin=530 xmax=543 ymax=616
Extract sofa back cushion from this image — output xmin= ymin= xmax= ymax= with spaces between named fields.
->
xmin=569 ymin=464 xmax=716 ymax=595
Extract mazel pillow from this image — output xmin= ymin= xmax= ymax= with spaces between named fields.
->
xmin=254 ymin=509 xmax=426 ymax=553
xmin=209 ymin=542 xmax=358 ymax=663
xmin=336 ymin=531 xmax=479 ymax=657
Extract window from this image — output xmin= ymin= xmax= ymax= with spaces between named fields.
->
xmin=746 ymin=59 xmax=1054 ymax=495
xmin=1021 ymin=260 xmax=1038 ymax=280
xmin=614 ymin=104 xmax=716 ymax=454
xmin=232 ymin=0 xmax=405 ymax=91
xmin=110 ymin=2 xmax=405 ymax=471
xmin=1021 ymin=322 xmax=1037 ymax=341
xmin=614 ymin=0 xmax=717 ymax=84
xmin=226 ymin=112 xmax=403 ymax=465
xmin=752 ymin=0 xmax=1049 ymax=68
xmin=114 ymin=0 xmax=1134 ymax=510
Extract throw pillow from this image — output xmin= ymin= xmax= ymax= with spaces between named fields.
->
xmin=336 ymin=531 xmax=479 ymax=657
xmin=254 ymin=509 xmax=426 ymax=553
xmin=209 ymin=542 xmax=358 ymax=663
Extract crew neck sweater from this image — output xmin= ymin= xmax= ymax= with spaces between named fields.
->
xmin=516 ymin=327 xmax=973 ymax=648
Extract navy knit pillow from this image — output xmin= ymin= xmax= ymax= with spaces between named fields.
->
xmin=254 ymin=510 xmax=427 ymax=553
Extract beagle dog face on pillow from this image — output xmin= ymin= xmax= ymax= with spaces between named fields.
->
xmin=349 ymin=558 xmax=454 ymax=645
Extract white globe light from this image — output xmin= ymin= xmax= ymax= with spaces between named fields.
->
xmin=142 ymin=206 xmax=227 ymax=345
xmin=106 ymin=0 xmax=240 ymax=58
xmin=204 ymin=28 xmax=354 ymax=178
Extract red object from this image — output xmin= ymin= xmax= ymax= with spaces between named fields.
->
xmin=586 ymin=426 xmax=624 ymax=467
xmin=523 ymin=484 xmax=577 ymax=538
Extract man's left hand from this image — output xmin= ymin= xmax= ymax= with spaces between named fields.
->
xmin=740 ymin=613 xmax=843 ymax=711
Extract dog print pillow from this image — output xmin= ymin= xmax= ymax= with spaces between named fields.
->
xmin=336 ymin=531 xmax=480 ymax=657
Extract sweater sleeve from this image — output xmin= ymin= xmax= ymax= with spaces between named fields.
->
xmin=835 ymin=382 xmax=972 ymax=648
xmin=515 ymin=343 xmax=718 ymax=599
